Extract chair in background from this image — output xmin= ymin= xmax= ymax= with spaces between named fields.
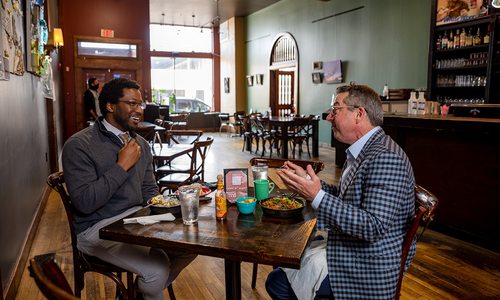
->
xmin=156 ymin=136 xmax=213 ymax=184
xmin=289 ymin=116 xmax=314 ymax=159
xmin=135 ymin=125 xmax=159 ymax=146
xmin=157 ymin=145 xmax=199 ymax=193
xmin=230 ymin=111 xmax=246 ymax=137
xmin=395 ymin=184 xmax=439 ymax=300
xmin=47 ymin=172 xmax=133 ymax=299
xmin=248 ymin=157 xmax=325 ymax=289
xmin=29 ymin=253 xmax=79 ymax=300
xmin=219 ymin=113 xmax=233 ymax=136
xmin=171 ymin=112 xmax=189 ymax=130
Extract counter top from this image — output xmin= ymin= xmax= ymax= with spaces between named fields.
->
xmin=384 ymin=113 xmax=500 ymax=124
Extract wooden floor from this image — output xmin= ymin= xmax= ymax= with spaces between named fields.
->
xmin=15 ymin=134 xmax=500 ymax=299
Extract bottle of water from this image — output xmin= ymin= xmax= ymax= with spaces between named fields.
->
xmin=382 ymin=84 xmax=389 ymax=99
xmin=408 ymin=91 xmax=418 ymax=115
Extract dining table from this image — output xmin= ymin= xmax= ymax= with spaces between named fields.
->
xmin=99 ymin=185 xmax=317 ymax=299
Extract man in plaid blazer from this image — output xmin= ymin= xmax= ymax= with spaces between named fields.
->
xmin=267 ymin=84 xmax=416 ymax=299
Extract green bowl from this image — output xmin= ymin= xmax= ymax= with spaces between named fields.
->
xmin=235 ymin=196 xmax=257 ymax=214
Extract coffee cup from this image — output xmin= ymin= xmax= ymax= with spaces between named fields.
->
xmin=254 ymin=179 xmax=275 ymax=201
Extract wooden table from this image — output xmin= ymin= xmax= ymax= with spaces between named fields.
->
xmin=99 ymin=189 xmax=316 ymax=300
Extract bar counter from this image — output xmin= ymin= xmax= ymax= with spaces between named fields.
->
xmin=382 ymin=113 xmax=500 ymax=251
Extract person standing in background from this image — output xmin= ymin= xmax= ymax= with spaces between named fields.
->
xmin=84 ymin=77 xmax=101 ymax=121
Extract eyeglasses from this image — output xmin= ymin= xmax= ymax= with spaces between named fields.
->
xmin=329 ymin=105 xmax=359 ymax=115
xmin=119 ymin=100 xmax=146 ymax=110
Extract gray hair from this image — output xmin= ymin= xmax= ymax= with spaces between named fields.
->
xmin=335 ymin=84 xmax=383 ymax=126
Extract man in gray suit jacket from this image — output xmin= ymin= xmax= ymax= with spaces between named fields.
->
xmin=266 ymin=84 xmax=416 ymax=299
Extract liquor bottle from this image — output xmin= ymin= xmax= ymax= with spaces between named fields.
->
xmin=417 ymin=91 xmax=426 ymax=115
xmin=436 ymin=34 xmax=442 ymax=50
xmin=465 ymin=28 xmax=473 ymax=47
xmin=473 ymin=28 xmax=481 ymax=46
xmin=453 ymin=29 xmax=460 ymax=48
xmin=215 ymin=174 xmax=227 ymax=221
xmin=442 ymin=31 xmax=448 ymax=49
xmin=408 ymin=91 xmax=418 ymax=115
xmin=447 ymin=30 xmax=454 ymax=49
xmin=459 ymin=28 xmax=466 ymax=48
xmin=483 ymin=30 xmax=490 ymax=44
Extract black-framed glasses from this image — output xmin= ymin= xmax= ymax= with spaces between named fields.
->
xmin=119 ymin=100 xmax=146 ymax=110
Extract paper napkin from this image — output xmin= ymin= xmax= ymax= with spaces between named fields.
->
xmin=123 ymin=213 xmax=175 ymax=225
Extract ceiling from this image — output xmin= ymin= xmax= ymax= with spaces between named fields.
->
xmin=149 ymin=0 xmax=282 ymax=28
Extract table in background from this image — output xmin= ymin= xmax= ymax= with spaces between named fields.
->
xmin=261 ymin=116 xmax=320 ymax=159
xmin=100 ymin=188 xmax=316 ymax=300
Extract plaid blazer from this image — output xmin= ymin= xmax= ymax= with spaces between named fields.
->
xmin=317 ymin=128 xmax=416 ymax=299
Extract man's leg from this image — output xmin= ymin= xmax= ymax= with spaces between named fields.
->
xmin=265 ymin=268 xmax=298 ymax=300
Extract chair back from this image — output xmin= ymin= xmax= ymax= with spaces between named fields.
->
xmin=194 ymin=136 xmax=214 ymax=182
xmin=395 ymin=184 xmax=439 ymax=299
xmin=29 ymin=253 xmax=78 ymax=300
xmin=166 ymin=130 xmax=203 ymax=145
xmin=249 ymin=157 xmax=325 ymax=174
xmin=47 ymin=172 xmax=80 ymax=266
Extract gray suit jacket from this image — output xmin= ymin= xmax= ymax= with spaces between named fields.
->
xmin=317 ymin=128 xmax=416 ymax=299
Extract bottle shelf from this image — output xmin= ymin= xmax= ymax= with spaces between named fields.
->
xmin=435 ymin=44 xmax=489 ymax=53
xmin=434 ymin=65 xmax=487 ymax=71
xmin=435 ymin=16 xmax=490 ymax=32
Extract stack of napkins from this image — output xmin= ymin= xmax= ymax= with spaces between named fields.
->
xmin=123 ymin=213 xmax=175 ymax=225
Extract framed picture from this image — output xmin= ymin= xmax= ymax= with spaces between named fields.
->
xmin=313 ymin=61 xmax=323 ymax=70
xmin=1 ymin=0 xmax=25 ymax=75
xmin=436 ymin=0 xmax=485 ymax=26
xmin=246 ymin=75 xmax=254 ymax=87
xmin=224 ymin=168 xmax=249 ymax=204
xmin=224 ymin=77 xmax=230 ymax=93
xmin=323 ymin=60 xmax=343 ymax=84
xmin=255 ymin=74 xmax=264 ymax=85
xmin=25 ymin=0 xmax=48 ymax=75
xmin=312 ymin=72 xmax=323 ymax=84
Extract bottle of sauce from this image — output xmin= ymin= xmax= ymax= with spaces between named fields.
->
xmin=215 ymin=175 xmax=227 ymax=221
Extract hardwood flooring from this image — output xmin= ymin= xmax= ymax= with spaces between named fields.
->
xmin=14 ymin=134 xmax=500 ymax=299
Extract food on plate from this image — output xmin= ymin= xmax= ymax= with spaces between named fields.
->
xmin=149 ymin=194 xmax=180 ymax=207
xmin=261 ymin=197 xmax=303 ymax=210
xmin=184 ymin=183 xmax=211 ymax=196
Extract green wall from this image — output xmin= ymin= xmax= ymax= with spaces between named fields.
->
xmin=245 ymin=0 xmax=432 ymax=144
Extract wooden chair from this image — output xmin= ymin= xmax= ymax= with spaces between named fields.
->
xmin=156 ymin=136 xmax=213 ymax=183
xmin=219 ymin=113 xmax=233 ymax=136
xmin=248 ymin=157 xmax=325 ymax=288
xmin=29 ymin=253 xmax=79 ymax=300
xmin=47 ymin=172 xmax=133 ymax=299
xmin=157 ymin=145 xmax=199 ymax=193
xmin=47 ymin=172 xmax=176 ymax=300
xmin=395 ymin=184 xmax=439 ymax=299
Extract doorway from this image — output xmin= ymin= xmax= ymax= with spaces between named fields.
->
xmin=269 ymin=33 xmax=298 ymax=116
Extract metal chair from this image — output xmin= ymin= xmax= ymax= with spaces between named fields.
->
xmin=248 ymin=157 xmax=325 ymax=289
xmin=29 ymin=253 xmax=79 ymax=300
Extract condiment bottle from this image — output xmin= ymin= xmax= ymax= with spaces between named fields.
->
xmin=215 ymin=175 xmax=227 ymax=221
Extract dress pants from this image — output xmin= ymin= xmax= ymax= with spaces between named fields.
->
xmin=77 ymin=206 xmax=196 ymax=300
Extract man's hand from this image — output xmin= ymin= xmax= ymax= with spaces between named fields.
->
xmin=117 ymin=139 xmax=141 ymax=171
xmin=277 ymin=161 xmax=321 ymax=201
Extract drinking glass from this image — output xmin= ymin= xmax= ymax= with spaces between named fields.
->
xmin=178 ymin=185 xmax=200 ymax=225
xmin=252 ymin=165 xmax=268 ymax=180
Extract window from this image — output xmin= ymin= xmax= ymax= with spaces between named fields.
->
xmin=77 ymin=41 xmax=137 ymax=58
xmin=150 ymin=24 xmax=212 ymax=52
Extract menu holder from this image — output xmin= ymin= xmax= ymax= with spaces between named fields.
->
xmin=223 ymin=168 xmax=249 ymax=204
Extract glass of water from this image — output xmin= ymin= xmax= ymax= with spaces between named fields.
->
xmin=178 ymin=185 xmax=200 ymax=225
xmin=252 ymin=165 xmax=268 ymax=180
